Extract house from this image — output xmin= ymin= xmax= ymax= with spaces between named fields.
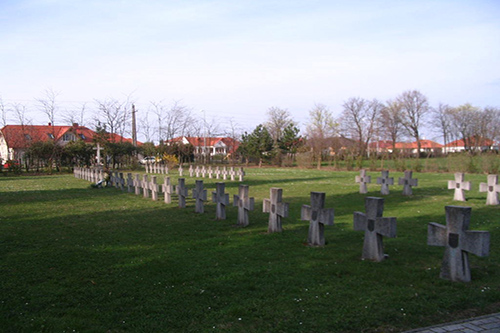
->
xmin=394 ymin=140 xmax=443 ymax=155
xmin=0 ymin=123 xmax=137 ymax=164
xmin=444 ymin=137 xmax=497 ymax=153
xmin=167 ymin=136 xmax=240 ymax=159
xmin=367 ymin=140 xmax=395 ymax=154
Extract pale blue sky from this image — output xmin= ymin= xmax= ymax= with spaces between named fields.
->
xmin=1 ymin=0 xmax=499 ymax=139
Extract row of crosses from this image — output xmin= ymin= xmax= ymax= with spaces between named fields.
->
xmin=448 ymin=173 xmax=500 ymax=205
xmin=75 ymin=169 xmax=492 ymax=282
xmin=183 ymin=165 xmax=245 ymax=181
xmin=356 ymin=170 xmax=418 ymax=195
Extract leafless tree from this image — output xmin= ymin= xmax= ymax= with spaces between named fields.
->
xmin=305 ymin=103 xmax=338 ymax=169
xmin=379 ymin=99 xmax=404 ymax=152
xmin=139 ymin=109 xmax=154 ymax=143
xmin=62 ymin=102 xmax=87 ymax=126
xmin=0 ymin=96 xmax=7 ymax=127
xmin=264 ymin=106 xmax=295 ymax=145
xmin=340 ymin=97 xmax=382 ymax=156
xmin=164 ymin=101 xmax=195 ymax=141
xmin=11 ymin=103 xmax=31 ymax=126
xmin=94 ymin=98 xmax=128 ymax=141
xmin=397 ymin=90 xmax=430 ymax=154
xmin=432 ymin=103 xmax=453 ymax=153
xmin=36 ymin=88 xmax=59 ymax=125
xmin=449 ymin=103 xmax=480 ymax=151
xmin=482 ymin=107 xmax=500 ymax=145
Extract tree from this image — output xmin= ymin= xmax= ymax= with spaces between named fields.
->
xmin=397 ymin=90 xmax=430 ymax=154
xmin=279 ymin=123 xmax=303 ymax=155
xmin=238 ymin=124 xmax=273 ymax=167
xmin=432 ymin=103 xmax=453 ymax=153
xmin=379 ymin=99 xmax=404 ymax=154
xmin=64 ymin=139 xmax=94 ymax=167
xmin=450 ymin=103 xmax=480 ymax=151
xmin=341 ymin=97 xmax=382 ymax=156
xmin=62 ymin=102 xmax=87 ymax=126
xmin=264 ymin=107 xmax=295 ymax=144
xmin=94 ymin=98 xmax=130 ymax=141
xmin=0 ymin=95 xmax=7 ymax=127
xmin=305 ymin=104 xmax=338 ymax=169
xmin=36 ymin=88 xmax=59 ymax=125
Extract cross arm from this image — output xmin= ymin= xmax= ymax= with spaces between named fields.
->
xmin=319 ymin=208 xmax=334 ymax=226
xmin=463 ymin=231 xmax=490 ymax=257
xmin=427 ymin=222 xmax=447 ymax=246
xmin=376 ymin=217 xmax=397 ymax=238
xmin=353 ymin=212 xmax=367 ymax=231
xmin=301 ymin=205 xmax=312 ymax=221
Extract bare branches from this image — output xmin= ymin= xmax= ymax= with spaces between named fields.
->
xmin=265 ymin=107 xmax=295 ymax=144
xmin=397 ymin=90 xmax=430 ymax=153
xmin=36 ymin=88 xmax=59 ymax=125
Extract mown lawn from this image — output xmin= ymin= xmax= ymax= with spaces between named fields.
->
xmin=1 ymin=168 xmax=499 ymax=332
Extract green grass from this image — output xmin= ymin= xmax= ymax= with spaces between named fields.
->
xmin=1 ymin=169 xmax=499 ymax=332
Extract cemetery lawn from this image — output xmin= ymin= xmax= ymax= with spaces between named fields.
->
xmin=1 ymin=169 xmax=499 ymax=332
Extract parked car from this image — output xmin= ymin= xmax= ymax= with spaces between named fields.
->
xmin=139 ymin=156 xmax=157 ymax=165
xmin=3 ymin=160 xmax=20 ymax=169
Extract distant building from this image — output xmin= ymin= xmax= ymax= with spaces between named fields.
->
xmin=166 ymin=136 xmax=240 ymax=159
xmin=0 ymin=123 xmax=138 ymax=164
xmin=367 ymin=139 xmax=443 ymax=155
xmin=444 ymin=137 xmax=497 ymax=153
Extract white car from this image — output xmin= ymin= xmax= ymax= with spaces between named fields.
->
xmin=139 ymin=156 xmax=156 ymax=165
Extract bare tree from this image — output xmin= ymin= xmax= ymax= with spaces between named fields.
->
xmin=11 ymin=103 xmax=31 ymax=126
xmin=449 ymin=103 xmax=480 ymax=151
xmin=36 ymin=88 xmax=59 ymax=125
xmin=164 ymin=101 xmax=195 ymax=141
xmin=432 ymin=103 xmax=453 ymax=153
xmin=379 ymin=99 xmax=404 ymax=152
xmin=341 ymin=97 xmax=382 ymax=156
xmin=94 ymin=98 xmax=127 ymax=141
xmin=264 ymin=107 xmax=295 ymax=145
xmin=139 ymin=109 xmax=154 ymax=143
xmin=305 ymin=103 xmax=338 ymax=169
xmin=397 ymin=90 xmax=430 ymax=154
xmin=482 ymin=107 xmax=500 ymax=145
xmin=62 ymin=102 xmax=87 ymax=126
xmin=0 ymin=95 xmax=7 ymax=127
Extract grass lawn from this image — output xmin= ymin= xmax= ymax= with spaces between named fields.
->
xmin=1 ymin=168 xmax=499 ymax=332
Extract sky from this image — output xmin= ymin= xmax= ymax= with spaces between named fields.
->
xmin=1 ymin=0 xmax=499 ymax=141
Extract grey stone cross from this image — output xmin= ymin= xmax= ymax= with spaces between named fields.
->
xmin=118 ymin=173 xmax=125 ymax=191
xmin=355 ymin=169 xmax=371 ymax=194
xmin=163 ymin=177 xmax=173 ymax=204
xmin=263 ymin=188 xmax=289 ymax=233
xmin=448 ymin=173 xmax=471 ymax=202
xmin=428 ymin=206 xmax=490 ymax=282
xmin=398 ymin=170 xmax=418 ymax=195
xmin=301 ymin=192 xmax=334 ymax=246
xmin=353 ymin=197 xmax=397 ymax=262
xmin=134 ymin=174 xmax=141 ymax=195
xmin=377 ymin=170 xmax=394 ymax=195
xmin=149 ymin=176 xmax=159 ymax=201
xmin=127 ymin=173 xmax=134 ymax=193
xmin=233 ymin=185 xmax=255 ymax=227
xmin=192 ymin=180 xmax=207 ymax=213
xmin=212 ymin=182 xmax=229 ymax=220
xmin=142 ymin=175 xmax=150 ymax=198
xmin=479 ymin=174 xmax=500 ymax=205
xmin=176 ymin=178 xmax=188 ymax=208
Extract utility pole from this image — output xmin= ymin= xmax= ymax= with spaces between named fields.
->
xmin=131 ymin=104 xmax=137 ymax=147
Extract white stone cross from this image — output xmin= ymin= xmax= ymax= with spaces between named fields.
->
xmin=301 ymin=192 xmax=334 ymax=246
xmin=212 ymin=182 xmax=229 ymax=220
xmin=149 ymin=176 xmax=159 ymax=201
xmin=428 ymin=206 xmax=490 ymax=282
xmin=238 ymin=167 xmax=245 ymax=182
xmin=263 ymin=188 xmax=289 ymax=233
xmin=222 ymin=167 xmax=228 ymax=180
xmin=233 ymin=185 xmax=255 ymax=227
xmin=479 ymin=174 xmax=500 ymax=205
xmin=201 ymin=166 xmax=207 ymax=178
xmin=195 ymin=165 xmax=201 ymax=178
xmin=189 ymin=165 xmax=194 ymax=177
xmin=163 ymin=177 xmax=173 ymax=204
xmin=215 ymin=167 xmax=221 ymax=179
xmin=448 ymin=172 xmax=471 ymax=202
xmin=192 ymin=180 xmax=207 ymax=213
xmin=176 ymin=178 xmax=188 ymax=208
xmin=178 ymin=165 xmax=183 ymax=177
xmin=353 ymin=197 xmax=397 ymax=262
xmin=377 ymin=170 xmax=394 ymax=195
xmin=398 ymin=170 xmax=418 ymax=195
xmin=208 ymin=166 xmax=213 ymax=179
xmin=229 ymin=167 xmax=236 ymax=181
xmin=355 ymin=169 xmax=371 ymax=194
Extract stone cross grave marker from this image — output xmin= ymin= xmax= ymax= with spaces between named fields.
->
xmin=479 ymin=174 xmax=500 ymax=205
xmin=222 ymin=167 xmax=228 ymax=180
xmin=238 ymin=167 xmax=245 ymax=182
xmin=142 ymin=175 xmax=149 ymax=198
xmin=355 ymin=169 xmax=371 ymax=194
xmin=377 ymin=170 xmax=394 ymax=195
xmin=353 ymin=197 xmax=397 ymax=262
xmin=233 ymin=185 xmax=255 ymax=227
xmin=134 ymin=174 xmax=141 ymax=195
xmin=215 ymin=166 xmax=221 ymax=179
xmin=189 ymin=165 xmax=194 ymax=177
xmin=229 ymin=167 xmax=236 ymax=181
xmin=212 ymin=182 xmax=229 ymax=220
xmin=208 ymin=166 xmax=213 ymax=179
xmin=163 ymin=177 xmax=173 ymax=204
xmin=127 ymin=173 xmax=134 ymax=193
xmin=263 ymin=188 xmax=289 ymax=233
xmin=192 ymin=180 xmax=207 ymax=213
xmin=301 ymin=192 xmax=334 ymax=246
xmin=201 ymin=166 xmax=207 ymax=178
xmin=149 ymin=176 xmax=159 ymax=201
xmin=195 ymin=165 xmax=201 ymax=178
xmin=448 ymin=172 xmax=471 ymax=202
xmin=176 ymin=178 xmax=188 ymax=208
xmin=119 ymin=173 xmax=126 ymax=191
xmin=398 ymin=170 xmax=418 ymax=196
xmin=178 ymin=165 xmax=184 ymax=177
xmin=428 ymin=205 xmax=490 ymax=282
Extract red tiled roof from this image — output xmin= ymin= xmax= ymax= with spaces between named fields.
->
xmin=444 ymin=137 xmax=494 ymax=147
xmin=167 ymin=136 xmax=240 ymax=152
xmin=394 ymin=140 xmax=442 ymax=149
xmin=368 ymin=140 xmax=394 ymax=149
